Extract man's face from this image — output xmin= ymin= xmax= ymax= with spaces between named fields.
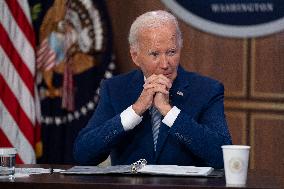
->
xmin=130 ymin=23 xmax=181 ymax=82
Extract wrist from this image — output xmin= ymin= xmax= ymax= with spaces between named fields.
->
xmin=158 ymin=104 xmax=172 ymax=116
xmin=132 ymin=102 xmax=146 ymax=116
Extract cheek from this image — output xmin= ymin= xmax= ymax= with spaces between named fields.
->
xmin=146 ymin=63 xmax=158 ymax=73
xmin=140 ymin=62 xmax=157 ymax=75
xmin=169 ymin=56 xmax=180 ymax=67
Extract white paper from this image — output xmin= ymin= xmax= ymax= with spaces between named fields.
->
xmin=63 ymin=165 xmax=132 ymax=174
xmin=63 ymin=165 xmax=213 ymax=176
xmin=139 ymin=165 xmax=213 ymax=176
xmin=15 ymin=168 xmax=65 ymax=175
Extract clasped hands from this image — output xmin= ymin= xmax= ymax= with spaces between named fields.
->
xmin=132 ymin=74 xmax=172 ymax=116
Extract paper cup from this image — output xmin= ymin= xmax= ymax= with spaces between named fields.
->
xmin=222 ymin=145 xmax=250 ymax=186
xmin=0 ymin=148 xmax=17 ymax=177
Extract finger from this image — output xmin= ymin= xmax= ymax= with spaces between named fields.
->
xmin=145 ymin=74 xmax=172 ymax=90
xmin=144 ymin=83 xmax=169 ymax=95
xmin=145 ymin=74 xmax=158 ymax=84
xmin=152 ymin=85 xmax=169 ymax=94
xmin=143 ymin=83 xmax=157 ymax=90
xmin=145 ymin=78 xmax=171 ymax=91
xmin=144 ymin=82 xmax=168 ymax=91
xmin=157 ymin=74 xmax=171 ymax=81
xmin=151 ymin=75 xmax=172 ymax=89
xmin=157 ymin=74 xmax=172 ymax=88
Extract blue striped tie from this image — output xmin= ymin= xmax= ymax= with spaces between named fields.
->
xmin=150 ymin=106 xmax=161 ymax=151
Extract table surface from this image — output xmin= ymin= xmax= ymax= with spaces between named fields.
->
xmin=0 ymin=164 xmax=282 ymax=189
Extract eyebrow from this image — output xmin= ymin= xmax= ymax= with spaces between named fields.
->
xmin=147 ymin=49 xmax=158 ymax=54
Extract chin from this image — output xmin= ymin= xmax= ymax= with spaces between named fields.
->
xmin=166 ymin=73 xmax=176 ymax=81
xmin=166 ymin=74 xmax=173 ymax=80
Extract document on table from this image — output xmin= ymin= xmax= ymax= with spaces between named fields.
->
xmin=62 ymin=165 xmax=213 ymax=176
xmin=62 ymin=165 xmax=132 ymax=174
xmin=138 ymin=165 xmax=213 ymax=176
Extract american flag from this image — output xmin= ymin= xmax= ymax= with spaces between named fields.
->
xmin=36 ymin=38 xmax=56 ymax=71
xmin=0 ymin=0 xmax=41 ymax=164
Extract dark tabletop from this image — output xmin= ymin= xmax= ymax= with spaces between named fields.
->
xmin=0 ymin=164 xmax=282 ymax=189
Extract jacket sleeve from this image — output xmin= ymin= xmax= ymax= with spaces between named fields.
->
xmin=73 ymin=80 xmax=125 ymax=165
xmin=169 ymin=83 xmax=232 ymax=168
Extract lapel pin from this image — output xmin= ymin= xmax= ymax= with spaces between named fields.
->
xmin=177 ymin=91 xmax=183 ymax=96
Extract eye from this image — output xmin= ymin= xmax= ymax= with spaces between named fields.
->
xmin=167 ymin=49 xmax=177 ymax=56
xmin=149 ymin=51 xmax=159 ymax=58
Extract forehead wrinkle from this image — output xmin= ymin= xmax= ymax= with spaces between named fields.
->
xmin=138 ymin=25 xmax=178 ymax=53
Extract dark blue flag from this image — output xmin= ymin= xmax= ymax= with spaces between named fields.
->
xmin=29 ymin=0 xmax=116 ymax=164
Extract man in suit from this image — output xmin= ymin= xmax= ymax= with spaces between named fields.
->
xmin=73 ymin=10 xmax=232 ymax=168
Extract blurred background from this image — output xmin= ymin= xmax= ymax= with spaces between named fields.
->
xmin=0 ymin=0 xmax=283 ymax=181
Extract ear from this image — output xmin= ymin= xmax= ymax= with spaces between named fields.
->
xmin=130 ymin=48 xmax=140 ymax=67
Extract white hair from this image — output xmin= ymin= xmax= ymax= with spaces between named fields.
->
xmin=128 ymin=10 xmax=183 ymax=51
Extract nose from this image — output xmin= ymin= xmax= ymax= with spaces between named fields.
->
xmin=160 ymin=54 xmax=168 ymax=69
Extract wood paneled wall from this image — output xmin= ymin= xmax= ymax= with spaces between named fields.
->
xmin=106 ymin=0 xmax=284 ymax=177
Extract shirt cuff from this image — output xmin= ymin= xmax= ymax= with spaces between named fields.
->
xmin=162 ymin=106 xmax=181 ymax=127
xmin=120 ymin=105 xmax=143 ymax=131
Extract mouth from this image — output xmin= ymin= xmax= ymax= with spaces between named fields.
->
xmin=163 ymin=72 xmax=172 ymax=78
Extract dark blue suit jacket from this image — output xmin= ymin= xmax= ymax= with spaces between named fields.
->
xmin=74 ymin=66 xmax=232 ymax=168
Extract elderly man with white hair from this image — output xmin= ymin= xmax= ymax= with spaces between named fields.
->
xmin=74 ymin=10 xmax=232 ymax=168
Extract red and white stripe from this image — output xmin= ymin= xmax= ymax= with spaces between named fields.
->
xmin=36 ymin=38 xmax=56 ymax=71
xmin=0 ymin=0 xmax=40 ymax=164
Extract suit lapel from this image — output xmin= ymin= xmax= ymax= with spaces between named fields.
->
xmin=170 ymin=66 xmax=191 ymax=108
xmin=155 ymin=66 xmax=191 ymax=160
xmin=142 ymin=109 xmax=156 ymax=160
xmin=126 ymin=70 xmax=156 ymax=159
xmin=125 ymin=70 xmax=144 ymax=106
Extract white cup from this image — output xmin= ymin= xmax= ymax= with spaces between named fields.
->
xmin=221 ymin=145 xmax=250 ymax=186
xmin=0 ymin=148 xmax=17 ymax=177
